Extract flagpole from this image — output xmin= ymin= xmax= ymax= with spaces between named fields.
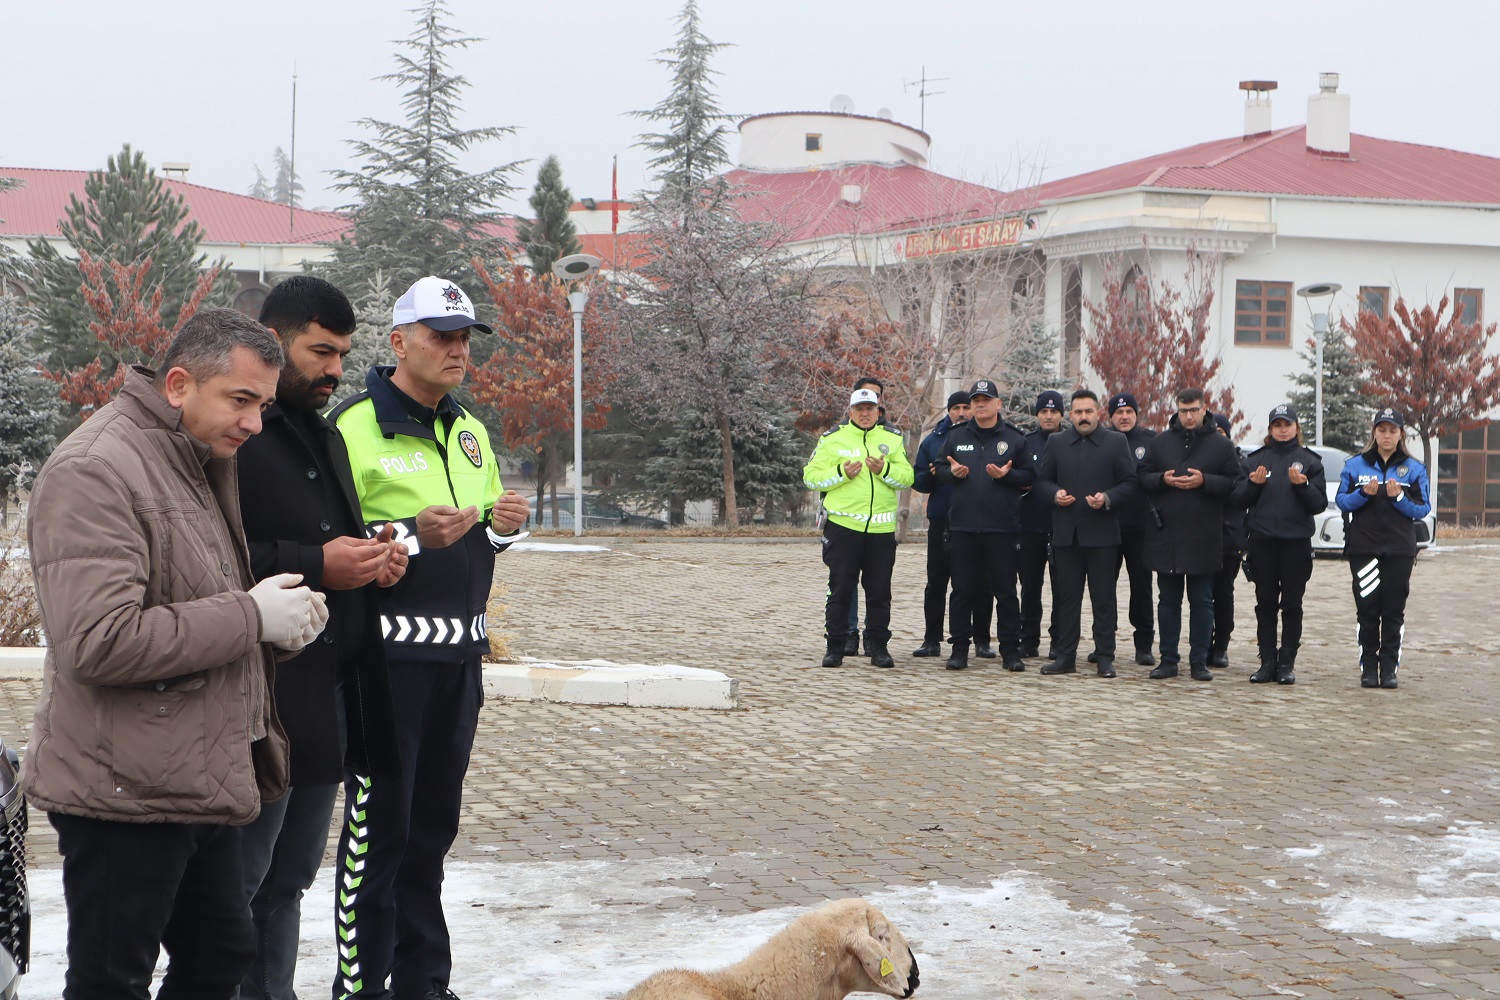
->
xmin=611 ymin=155 xmax=619 ymax=274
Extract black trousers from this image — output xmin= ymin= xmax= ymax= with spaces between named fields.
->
xmin=1349 ymin=553 xmax=1414 ymax=677
xmin=1016 ymin=531 xmax=1057 ymax=652
xmin=1117 ymin=529 xmax=1155 ymax=654
xmin=822 ymin=521 xmax=896 ymax=643
xmin=949 ymin=531 xmax=1021 ymax=653
xmin=1246 ymin=535 xmax=1314 ymax=660
xmin=333 ymin=655 xmax=483 ymax=999
xmin=1051 ymin=543 xmax=1120 ymax=659
xmin=1209 ymin=548 xmax=1242 ymax=655
xmin=50 ymin=811 xmax=253 ymax=1000
xmin=921 ymin=519 xmax=991 ymax=645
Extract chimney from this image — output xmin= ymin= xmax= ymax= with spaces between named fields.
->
xmin=1306 ymin=72 xmax=1350 ymax=156
xmin=1239 ymin=80 xmax=1276 ymax=137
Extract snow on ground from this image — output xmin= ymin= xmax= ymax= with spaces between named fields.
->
xmin=24 ymin=857 xmax=1143 ymax=998
xmin=510 ymin=541 xmax=609 ymax=554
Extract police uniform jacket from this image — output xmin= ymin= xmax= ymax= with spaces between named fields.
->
xmin=935 ymin=418 xmax=1036 ymax=533
xmin=803 ymin=419 xmax=914 ymax=534
xmin=1334 ymin=447 xmax=1431 ymax=558
xmin=237 ymin=401 xmax=400 ymax=786
xmin=1116 ymin=423 xmax=1157 ymax=531
xmin=911 ymin=414 xmax=961 ymax=522
xmin=331 ymin=367 xmax=517 ymax=665
xmin=1230 ymin=439 xmax=1328 ymax=540
xmin=1019 ymin=426 xmax=1059 ymax=534
xmin=1138 ymin=415 xmax=1243 ymax=575
xmin=1035 ymin=425 xmax=1137 ymax=548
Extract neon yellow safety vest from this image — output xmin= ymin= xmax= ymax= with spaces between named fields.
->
xmin=803 ymin=420 xmax=914 ymax=533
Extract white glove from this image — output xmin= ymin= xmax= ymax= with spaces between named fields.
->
xmin=249 ymin=573 xmax=320 ymax=649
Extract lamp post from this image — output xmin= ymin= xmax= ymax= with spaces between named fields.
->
xmin=1296 ymin=282 xmax=1341 ymax=448
xmin=551 ymin=253 xmax=603 ymax=537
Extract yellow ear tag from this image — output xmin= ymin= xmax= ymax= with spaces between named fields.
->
xmin=880 ymin=958 xmax=894 ymax=978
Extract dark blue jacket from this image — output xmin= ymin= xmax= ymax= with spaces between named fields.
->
xmin=1232 ymin=440 xmax=1328 ymax=540
xmin=1116 ymin=424 xmax=1158 ymax=531
xmin=1019 ymin=426 xmax=1060 ymax=534
xmin=912 ymin=415 xmax=961 ymax=523
xmin=1335 ymin=447 xmax=1431 ymax=557
xmin=935 ymin=418 xmax=1037 ymax=533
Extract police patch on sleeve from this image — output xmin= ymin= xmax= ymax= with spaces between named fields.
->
xmin=458 ymin=429 xmax=484 ymax=468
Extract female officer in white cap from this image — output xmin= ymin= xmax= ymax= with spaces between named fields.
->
xmin=1334 ymin=407 xmax=1431 ymax=689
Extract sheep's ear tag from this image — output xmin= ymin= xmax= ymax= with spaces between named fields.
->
xmin=880 ymin=958 xmax=894 ymax=978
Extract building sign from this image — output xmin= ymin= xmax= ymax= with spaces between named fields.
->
xmin=903 ymin=217 xmax=1024 ymax=259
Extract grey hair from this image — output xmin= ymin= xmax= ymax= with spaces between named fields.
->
xmin=156 ymin=308 xmax=284 ymax=384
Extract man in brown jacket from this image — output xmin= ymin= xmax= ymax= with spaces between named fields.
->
xmin=22 ymin=309 xmax=329 ymax=999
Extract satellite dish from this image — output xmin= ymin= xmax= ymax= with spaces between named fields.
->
xmin=829 ymin=94 xmax=855 ymax=114
xmin=876 ymin=107 xmax=894 ymax=120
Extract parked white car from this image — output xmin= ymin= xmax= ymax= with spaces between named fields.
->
xmin=1308 ymin=446 xmax=1437 ymax=553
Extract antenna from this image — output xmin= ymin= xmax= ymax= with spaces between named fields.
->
xmin=902 ymin=65 xmax=948 ymax=131
xmin=288 ymin=64 xmax=298 ymax=236
xmin=829 ymin=93 xmax=855 ymax=114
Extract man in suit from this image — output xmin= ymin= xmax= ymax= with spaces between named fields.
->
xmin=1034 ymin=389 xmax=1138 ymax=677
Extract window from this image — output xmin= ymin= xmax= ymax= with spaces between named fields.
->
xmin=1359 ymin=285 xmax=1390 ymax=320
xmin=1455 ymin=287 xmax=1484 ymax=325
xmin=805 ymin=134 xmax=822 ymax=152
xmin=1234 ymin=279 xmax=1293 ymax=345
xmin=1063 ymin=265 xmax=1082 ymax=379
xmin=1437 ymin=421 xmax=1500 ymax=526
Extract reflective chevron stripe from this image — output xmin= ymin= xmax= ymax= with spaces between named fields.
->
xmin=379 ymin=613 xmax=485 ymax=645
xmin=335 ymin=773 xmax=373 ymax=999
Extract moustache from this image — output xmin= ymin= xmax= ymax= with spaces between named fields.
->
xmin=313 ymin=377 xmax=340 ymax=391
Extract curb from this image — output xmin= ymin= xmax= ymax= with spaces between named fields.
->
xmin=0 ymin=649 xmax=738 ymax=711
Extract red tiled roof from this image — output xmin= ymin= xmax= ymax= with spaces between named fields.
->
xmin=0 ymin=167 xmax=352 ymax=243
xmin=1031 ymin=127 xmax=1500 ymax=205
xmin=577 ymin=231 xmax=653 ymax=270
xmin=722 ymin=163 xmax=1019 ymax=242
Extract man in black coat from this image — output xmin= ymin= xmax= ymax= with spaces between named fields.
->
xmin=1207 ymin=412 xmax=1248 ymax=668
xmin=935 ymin=378 xmax=1036 ymax=672
xmin=910 ymin=390 xmax=984 ymax=657
xmin=1138 ymin=387 xmax=1244 ymax=681
xmin=1108 ymin=392 xmax=1158 ymax=665
xmin=1017 ymin=390 xmax=1065 ymax=659
xmin=236 ymin=276 xmax=405 ymax=999
xmin=1034 ymin=389 xmax=1138 ymax=677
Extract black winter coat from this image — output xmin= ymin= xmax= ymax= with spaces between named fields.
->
xmin=1035 ymin=426 xmax=1138 ymax=547
xmin=936 ymin=418 xmax=1036 ymax=533
xmin=1115 ymin=424 xmax=1158 ymax=531
xmin=1138 ymin=415 xmax=1244 ymax=575
xmin=237 ymin=403 xmax=400 ymax=786
xmin=1019 ymin=427 xmax=1060 ymax=534
xmin=1231 ymin=440 xmax=1328 ymax=539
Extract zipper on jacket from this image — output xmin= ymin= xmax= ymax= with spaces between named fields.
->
xmin=863 ymin=427 xmax=875 ymax=532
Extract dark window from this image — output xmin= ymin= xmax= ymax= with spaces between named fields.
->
xmin=1463 ymin=428 xmax=1486 ymax=450
xmin=1064 ymin=265 xmax=1082 ymax=379
xmin=1488 ymin=453 xmax=1500 ymax=481
xmin=805 ymin=134 xmax=822 ymax=152
xmin=1234 ymin=279 xmax=1293 ymax=345
xmin=1437 ymin=452 xmax=1459 ymax=478
xmin=1359 ymin=285 xmax=1390 ymax=320
xmin=1455 ymin=287 xmax=1484 ymax=325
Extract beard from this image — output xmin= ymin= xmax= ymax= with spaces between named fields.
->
xmin=279 ymin=366 xmax=340 ymax=412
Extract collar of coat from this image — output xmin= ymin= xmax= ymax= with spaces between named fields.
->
xmin=122 ymin=365 xmax=214 ymax=466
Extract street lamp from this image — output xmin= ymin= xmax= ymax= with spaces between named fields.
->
xmin=551 ymin=253 xmax=602 ymax=536
xmin=1296 ymin=282 xmax=1342 ymax=448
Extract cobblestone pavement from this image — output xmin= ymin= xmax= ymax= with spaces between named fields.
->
xmin=7 ymin=537 xmax=1500 ymax=998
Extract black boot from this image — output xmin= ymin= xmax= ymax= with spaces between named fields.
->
xmin=842 ymin=633 xmax=860 ymax=656
xmin=945 ymin=644 xmax=969 ymax=670
xmin=1001 ymin=652 xmax=1026 ymax=672
xmin=1135 ymin=649 xmax=1157 ymax=666
xmin=1276 ymin=648 xmax=1296 ymax=685
xmin=1360 ymin=658 xmax=1378 ymax=688
xmin=1379 ymin=665 xmax=1398 ymax=689
xmin=1041 ymin=657 xmax=1077 ymax=675
xmin=974 ymin=643 xmax=997 ymax=659
xmin=1095 ymin=657 xmax=1116 ymax=678
xmin=1189 ymin=663 xmax=1214 ymax=681
xmin=1148 ymin=662 xmax=1178 ymax=679
xmin=821 ymin=638 xmax=844 ymax=668
xmin=1207 ymin=649 xmax=1230 ymax=669
xmin=1249 ymin=655 xmax=1277 ymax=684
xmin=912 ymin=641 xmax=943 ymax=657
xmin=869 ymin=640 xmax=895 ymax=669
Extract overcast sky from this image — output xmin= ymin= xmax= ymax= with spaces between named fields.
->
xmin=8 ymin=0 xmax=1499 ymax=216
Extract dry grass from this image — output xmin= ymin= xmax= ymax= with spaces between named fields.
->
xmin=0 ymin=528 xmax=41 ymax=647
xmin=485 ymin=583 xmax=512 ymax=662
xmin=526 ymin=524 xmax=819 ymax=539
xmin=1437 ymin=523 xmax=1500 ymax=539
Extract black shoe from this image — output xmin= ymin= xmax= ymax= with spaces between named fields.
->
xmin=1276 ymin=651 xmax=1296 ymax=685
xmin=974 ymin=643 xmax=997 ymax=659
xmin=1360 ymin=664 xmax=1378 ymax=688
xmin=1148 ymin=663 xmax=1178 ymax=679
xmin=869 ymin=641 xmax=895 ymax=669
xmin=1045 ymin=645 xmax=1058 ymax=659
xmin=821 ymin=638 xmax=844 ymax=668
xmin=945 ymin=648 xmax=969 ymax=670
xmin=420 ymin=987 xmax=462 ymax=1000
xmin=1207 ymin=650 xmax=1230 ymax=669
xmin=1380 ymin=668 xmax=1398 ymax=689
xmin=1086 ymin=651 xmax=1098 ymax=664
xmin=1250 ymin=657 xmax=1277 ymax=684
xmin=911 ymin=641 xmax=943 ymax=657
xmin=842 ymin=633 xmax=860 ymax=656
xmin=1002 ymin=654 xmax=1026 ymax=672
xmin=1019 ymin=645 xmax=1040 ymax=658
xmin=1190 ymin=663 xmax=1213 ymax=681
xmin=1135 ymin=650 xmax=1156 ymax=666
xmin=1095 ymin=658 xmax=1117 ymax=678
xmin=1040 ymin=658 xmax=1077 ymax=675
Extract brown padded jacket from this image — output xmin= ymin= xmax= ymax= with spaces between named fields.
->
xmin=20 ymin=368 xmax=289 ymax=824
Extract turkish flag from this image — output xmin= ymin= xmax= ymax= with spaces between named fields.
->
xmin=611 ymin=155 xmax=619 ymax=235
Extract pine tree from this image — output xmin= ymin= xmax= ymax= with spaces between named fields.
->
xmin=248 ymin=165 xmax=272 ymax=200
xmin=1001 ymin=297 xmax=1062 ymax=432
xmin=272 ymin=147 xmax=302 ymax=207
xmin=516 ymin=156 xmax=581 ymax=278
xmin=1287 ymin=322 xmax=1372 ymax=453
xmin=630 ymin=0 xmax=735 ymax=206
xmin=26 ymin=143 xmax=236 ymax=370
xmin=0 ymin=296 xmax=60 ymax=502
xmin=317 ymin=0 xmax=520 ymax=295
xmin=327 ymin=270 xmax=398 ymax=406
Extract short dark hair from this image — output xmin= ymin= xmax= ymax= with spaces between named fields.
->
xmin=853 ymin=376 xmax=884 ymax=393
xmin=258 ymin=275 xmax=356 ymax=339
xmin=1070 ymin=388 xmax=1099 ymax=405
xmin=157 ymin=308 xmax=284 ymax=384
xmin=1176 ymin=387 xmax=1205 ymax=405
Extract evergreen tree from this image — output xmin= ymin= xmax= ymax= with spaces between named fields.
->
xmin=1002 ymin=306 xmax=1062 ymax=433
xmin=248 ymin=165 xmax=272 ymax=201
xmin=327 ymin=270 xmax=398 ymax=406
xmin=642 ymin=406 xmax=809 ymax=522
xmin=317 ymin=0 xmax=520 ymax=295
xmin=272 ymin=147 xmax=302 ymax=207
xmin=630 ymin=0 xmax=734 ymax=205
xmin=516 ymin=155 xmax=581 ymax=278
xmin=1288 ymin=323 xmax=1372 ymax=453
xmin=0 ymin=295 xmax=60 ymax=502
xmin=26 ymin=144 xmax=236 ymax=370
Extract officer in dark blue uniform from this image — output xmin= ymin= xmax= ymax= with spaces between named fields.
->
xmin=1109 ymin=392 xmax=1158 ymax=665
xmin=1017 ymin=390 xmax=1065 ymax=659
